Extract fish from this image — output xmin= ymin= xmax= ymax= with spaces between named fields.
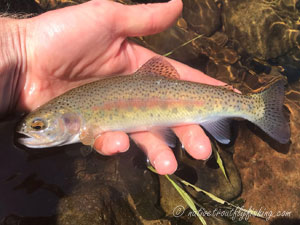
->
xmin=16 ymin=57 xmax=290 ymax=148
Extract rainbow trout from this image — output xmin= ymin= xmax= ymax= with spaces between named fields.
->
xmin=17 ymin=57 xmax=290 ymax=148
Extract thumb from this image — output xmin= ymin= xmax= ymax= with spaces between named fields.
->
xmin=117 ymin=0 xmax=183 ymax=37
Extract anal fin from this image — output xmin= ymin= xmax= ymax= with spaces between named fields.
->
xmin=200 ymin=118 xmax=231 ymax=144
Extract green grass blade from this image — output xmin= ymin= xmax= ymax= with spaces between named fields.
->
xmin=165 ymin=174 xmax=207 ymax=225
xmin=163 ymin=34 xmax=203 ymax=57
xmin=212 ymin=142 xmax=229 ymax=182
xmin=178 ymin=178 xmax=265 ymax=219
xmin=148 ymin=166 xmax=207 ymax=225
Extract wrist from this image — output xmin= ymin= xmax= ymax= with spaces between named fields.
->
xmin=0 ymin=17 xmax=27 ymax=118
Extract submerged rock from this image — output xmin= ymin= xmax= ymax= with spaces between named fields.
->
xmin=56 ymin=184 xmax=141 ymax=225
xmin=222 ymin=0 xmax=300 ymax=60
xmin=182 ymin=0 xmax=221 ymax=36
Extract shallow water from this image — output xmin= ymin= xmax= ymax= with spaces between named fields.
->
xmin=0 ymin=119 xmax=76 ymax=219
xmin=1 ymin=0 xmax=300 ymax=224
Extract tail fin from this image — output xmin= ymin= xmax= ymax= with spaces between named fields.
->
xmin=251 ymin=80 xmax=290 ymax=144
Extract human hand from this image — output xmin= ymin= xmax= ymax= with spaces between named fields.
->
xmin=6 ymin=0 xmax=226 ymax=174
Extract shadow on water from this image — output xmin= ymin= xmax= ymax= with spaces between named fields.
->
xmin=0 ymin=117 xmax=164 ymax=225
xmin=0 ymin=118 xmax=79 ymax=224
xmin=246 ymin=122 xmax=291 ymax=154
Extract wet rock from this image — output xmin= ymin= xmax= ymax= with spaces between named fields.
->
xmin=159 ymin=175 xmax=188 ymax=217
xmin=132 ymin=22 xmax=202 ymax=66
xmin=56 ymin=184 xmax=141 ymax=225
xmin=159 ymin=143 xmax=242 ymax=217
xmin=35 ymin=0 xmax=80 ymax=10
xmin=0 ymin=215 xmax=55 ymax=225
xmin=118 ymin=144 xmax=164 ymax=220
xmin=222 ymin=0 xmax=300 ymax=60
xmin=178 ymin=145 xmax=241 ymax=200
xmin=0 ymin=0 xmax=43 ymax=14
xmin=192 ymin=216 xmax=232 ymax=225
xmin=182 ymin=0 xmax=221 ymax=36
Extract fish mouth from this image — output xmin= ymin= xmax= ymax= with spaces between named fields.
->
xmin=16 ymin=131 xmax=31 ymax=141
xmin=16 ymin=131 xmax=40 ymax=148
xmin=16 ymin=131 xmax=52 ymax=148
xmin=16 ymin=130 xmax=77 ymax=149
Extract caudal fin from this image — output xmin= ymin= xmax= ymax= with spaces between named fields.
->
xmin=251 ymin=80 xmax=290 ymax=144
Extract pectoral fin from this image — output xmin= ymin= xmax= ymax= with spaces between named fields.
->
xmin=150 ymin=127 xmax=177 ymax=148
xmin=79 ymin=127 xmax=95 ymax=146
xmin=200 ymin=119 xmax=231 ymax=144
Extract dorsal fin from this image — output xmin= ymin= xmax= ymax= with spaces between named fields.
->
xmin=135 ymin=56 xmax=181 ymax=79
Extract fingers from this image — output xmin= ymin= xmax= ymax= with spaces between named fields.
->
xmin=93 ymin=131 xmax=130 ymax=155
xmin=93 ymin=126 xmax=211 ymax=175
xmin=130 ymin=131 xmax=177 ymax=175
xmin=116 ymin=0 xmax=183 ymax=37
xmin=172 ymin=125 xmax=212 ymax=160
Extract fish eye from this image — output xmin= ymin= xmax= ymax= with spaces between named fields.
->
xmin=31 ymin=119 xmax=47 ymax=130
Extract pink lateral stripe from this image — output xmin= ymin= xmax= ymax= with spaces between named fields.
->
xmin=92 ymin=99 xmax=204 ymax=111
